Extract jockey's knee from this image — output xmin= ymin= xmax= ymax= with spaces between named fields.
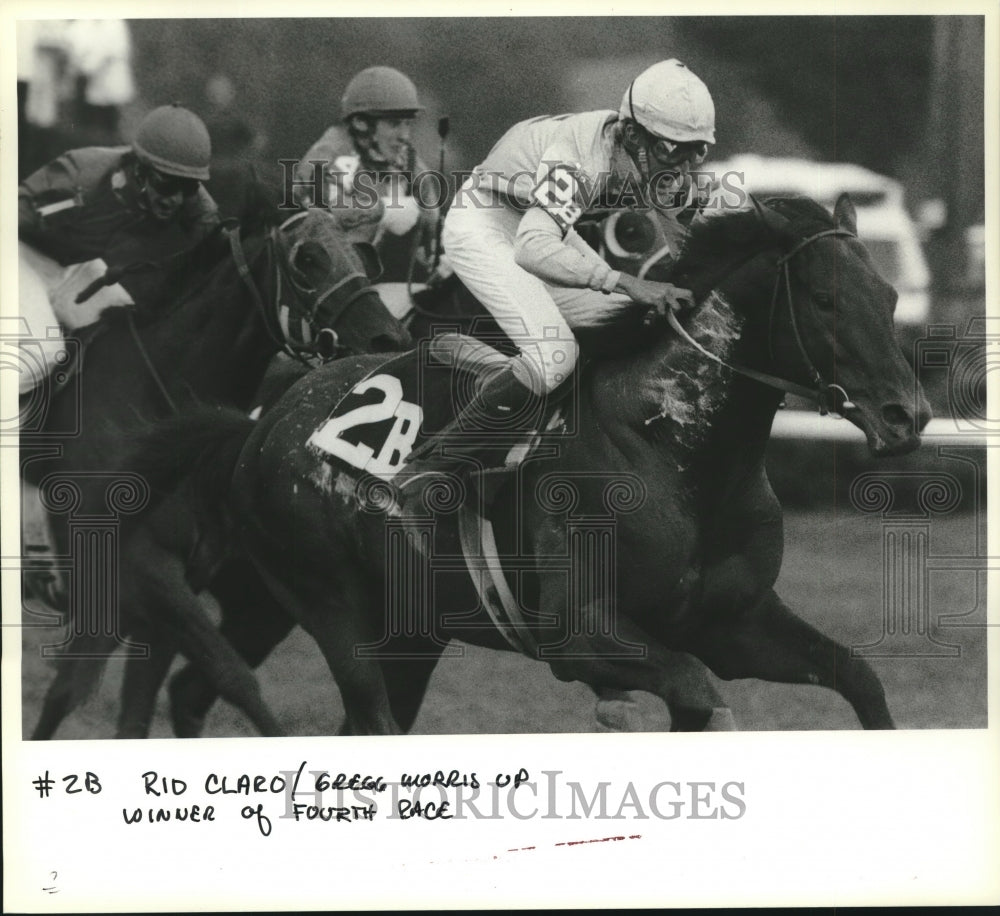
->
xmin=517 ymin=335 xmax=579 ymax=394
xmin=15 ymin=335 xmax=68 ymax=395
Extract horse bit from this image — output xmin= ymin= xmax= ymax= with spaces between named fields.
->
xmin=230 ymin=210 xmax=376 ymax=364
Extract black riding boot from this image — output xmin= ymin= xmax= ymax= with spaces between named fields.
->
xmin=394 ymin=359 xmax=543 ymax=506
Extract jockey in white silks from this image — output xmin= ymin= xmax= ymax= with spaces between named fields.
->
xmin=17 ymin=103 xmax=220 ymax=396
xmin=397 ymin=59 xmax=717 ymax=494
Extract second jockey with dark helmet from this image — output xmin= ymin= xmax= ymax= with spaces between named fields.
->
xmin=293 ymin=66 xmax=438 ymax=283
xmin=393 ymin=59 xmax=714 ymax=506
xmin=17 ymin=102 xmax=220 ymax=574
xmin=18 ymin=102 xmax=221 ymax=396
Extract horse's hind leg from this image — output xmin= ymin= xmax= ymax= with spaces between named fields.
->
xmin=168 ymin=557 xmax=296 ymax=737
xmin=116 ymin=626 xmax=177 ymax=738
xmin=685 ymin=588 xmax=893 ymax=729
xmin=251 ymin=556 xmax=401 ymax=736
xmin=126 ymin=534 xmax=285 ymax=738
xmin=379 ymin=640 xmax=446 ymax=733
xmin=31 ymin=660 xmax=77 ymax=740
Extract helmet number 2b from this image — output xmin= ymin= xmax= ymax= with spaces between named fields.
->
xmin=308 ymin=374 xmax=423 ymax=479
xmin=532 ymin=163 xmax=584 ymax=232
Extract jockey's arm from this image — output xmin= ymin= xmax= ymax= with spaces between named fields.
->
xmin=18 ymin=153 xmax=80 ymax=239
xmin=514 ymin=205 xmax=692 ymax=313
xmin=513 ymin=205 xmax=622 ymax=293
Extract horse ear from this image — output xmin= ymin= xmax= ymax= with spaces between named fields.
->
xmin=353 ymin=242 xmax=383 ymax=281
xmin=833 ymin=192 xmax=858 ymax=235
xmin=749 ymin=194 xmax=792 ymax=238
xmin=239 ymin=180 xmax=281 ymax=231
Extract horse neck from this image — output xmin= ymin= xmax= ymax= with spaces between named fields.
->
xmin=604 ymin=245 xmax=785 ymax=477
xmin=145 ymin=230 xmax=279 ymax=407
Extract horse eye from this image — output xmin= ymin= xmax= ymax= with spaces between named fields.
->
xmin=294 ymin=242 xmax=330 ymax=276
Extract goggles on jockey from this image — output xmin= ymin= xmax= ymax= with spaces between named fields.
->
xmin=648 ymin=136 xmax=708 ymax=167
xmin=624 ymin=65 xmax=712 ymax=170
xmin=143 ymin=165 xmax=200 ymax=198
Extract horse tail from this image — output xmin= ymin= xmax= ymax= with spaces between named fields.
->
xmin=129 ymin=405 xmax=256 ymax=516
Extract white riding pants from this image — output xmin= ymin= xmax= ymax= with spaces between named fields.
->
xmin=441 ymin=184 xmax=628 ymax=393
xmin=17 ymin=242 xmax=132 ymax=394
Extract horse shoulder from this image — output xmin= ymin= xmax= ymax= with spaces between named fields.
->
xmin=697 ymin=466 xmax=784 ymax=615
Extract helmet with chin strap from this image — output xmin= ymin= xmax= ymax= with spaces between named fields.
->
xmin=132 ymin=103 xmax=212 ymax=180
xmin=341 ymin=66 xmax=423 ymax=119
xmin=620 ymin=59 xmax=715 ymax=144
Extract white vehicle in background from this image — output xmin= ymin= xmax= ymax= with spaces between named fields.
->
xmin=708 ymin=155 xmax=932 ymax=328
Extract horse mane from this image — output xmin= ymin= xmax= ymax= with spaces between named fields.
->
xmin=237 ymin=180 xmax=287 ymax=234
xmin=136 ymin=181 xmax=286 ymax=312
xmin=668 ymin=195 xmax=836 ymax=288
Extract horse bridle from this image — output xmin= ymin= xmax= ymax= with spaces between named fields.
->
xmin=667 ymin=225 xmax=859 ymax=417
xmin=229 ymin=210 xmax=379 ymax=363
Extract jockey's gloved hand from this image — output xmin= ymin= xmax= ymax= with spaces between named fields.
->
xmin=381 ymin=195 xmax=422 ymax=236
xmin=620 ymin=276 xmax=694 ymax=316
xmin=426 ymin=251 xmax=455 ymax=287
xmin=658 ymin=282 xmax=694 ymax=315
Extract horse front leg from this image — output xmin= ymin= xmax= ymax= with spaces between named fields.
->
xmin=167 ymin=557 xmax=296 ymax=738
xmin=21 ymin=483 xmax=66 ymax=610
xmin=684 ymin=587 xmax=894 ymax=729
xmin=250 ymin=552 xmax=402 ymax=736
xmin=123 ymin=528 xmax=285 ymax=738
xmin=537 ymin=580 xmax=735 ymax=731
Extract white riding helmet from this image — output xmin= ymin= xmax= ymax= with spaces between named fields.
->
xmin=620 ymin=59 xmax=715 ymax=144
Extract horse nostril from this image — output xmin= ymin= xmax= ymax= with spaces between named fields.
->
xmin=881 ymin=403 xmax=915 ymax=431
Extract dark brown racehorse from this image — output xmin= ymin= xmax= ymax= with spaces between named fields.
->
xmin=156 ymin=211 xmax=702 ymax=737
xmin=132 ymin=194 xmax=933 ymax=735
xmin=24 ymin=190 xmax=412 ymax=739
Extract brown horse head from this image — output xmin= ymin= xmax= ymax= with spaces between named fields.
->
xmin=270 ymin=206 xmax=413 ymax=356
xmin=755 ymin=194 xmax=932 ymax=456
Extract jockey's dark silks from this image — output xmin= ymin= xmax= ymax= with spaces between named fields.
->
xmin=19 ymin=146 xmax=220 ymax=272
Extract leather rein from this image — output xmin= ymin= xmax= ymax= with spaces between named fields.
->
xmin=129 ymin=211 xmax=376 ymax=413
xmin=666 ymin=226 xmax=858 ymax=417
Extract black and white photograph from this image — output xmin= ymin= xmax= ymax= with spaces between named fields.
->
xmin=3 ymin=1 xmax=998 ymax=910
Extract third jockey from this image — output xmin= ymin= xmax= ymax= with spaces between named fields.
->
xmin=399 ymin=59 xmax=715 ymax=488
xmin=293 ymin=66 xmax=438 ymax=284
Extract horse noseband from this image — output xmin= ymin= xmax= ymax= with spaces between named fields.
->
xmin=317 ymin=327 xmax=341 ymax=360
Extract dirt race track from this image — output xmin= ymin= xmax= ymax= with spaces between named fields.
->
xmin=19 ymin=508 xmax=988 ymax=739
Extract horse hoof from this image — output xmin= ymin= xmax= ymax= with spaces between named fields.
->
xmin=595 ymin=696 xmax=646 ymax=732
xmin=167 ymin=676 xmax=207 ymax=738
xmin=704 ymin=708 xmax=738 ymax=731
xmin=170 ymin=711 xmax=207 ymax=739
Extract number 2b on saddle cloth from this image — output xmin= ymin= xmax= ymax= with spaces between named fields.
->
xmin=306 ymin=344 xmax=557 ymax=482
